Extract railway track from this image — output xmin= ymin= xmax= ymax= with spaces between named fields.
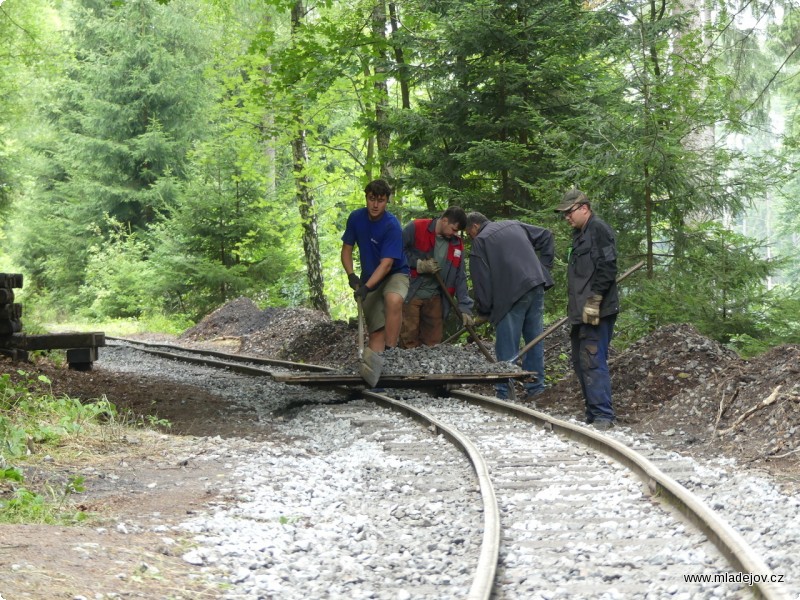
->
xmin=104 ymin=337 xmax=792 ymax=599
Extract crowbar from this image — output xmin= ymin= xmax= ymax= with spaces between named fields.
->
xmin=510 ymin=260 xmax=645 ymax=363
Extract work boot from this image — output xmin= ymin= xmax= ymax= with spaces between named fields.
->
xmin=525 ymin=387 xmax=544 ymax=401
xmin=591 ymin=420 xmax=614 ymax=431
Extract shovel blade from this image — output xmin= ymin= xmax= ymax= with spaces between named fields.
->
xmin=359 ymin=347 xmax=384 ymax=387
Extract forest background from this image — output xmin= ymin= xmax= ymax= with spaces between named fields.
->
xmin=1 ymin=0 xmax=799 ymax=357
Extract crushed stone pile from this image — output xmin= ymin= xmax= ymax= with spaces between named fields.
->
xmin=238 ymin=308 xmax=331 ymax=359
xmin=179 ymin=297 xmax=269 ymax=341
xmin=179 ymin=297 xmax=334 ymax=361
xmin=281 ymin=320 xmax=358 ymax=367
xmin=335 ymin=344 xmax=518 ymax=376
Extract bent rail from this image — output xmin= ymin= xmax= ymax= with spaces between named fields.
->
xmin=106 ymin=336 xmax=333 ymax=372
xmin=450 ymin=390 xmax=791 ymax=600
xmin=363 ymin=390 xmax=501 ymax=600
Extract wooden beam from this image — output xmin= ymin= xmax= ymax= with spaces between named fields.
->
xmin=0 ymin=332 xmax=106 ymax=351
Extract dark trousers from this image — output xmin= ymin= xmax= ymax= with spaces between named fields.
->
xmin=570 ymin=314 xmax=616 ymax=423
xmin=400 ymin=295 xmax=443 ymax=348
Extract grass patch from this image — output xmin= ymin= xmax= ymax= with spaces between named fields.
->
xmin=43 ymin=313 xmax=193 ymax=337
xmin=0 ymin=369 xmax=170 ymax=525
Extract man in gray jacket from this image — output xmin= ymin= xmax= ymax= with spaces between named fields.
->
xmin=555 ymin=189 xmax=619 ymax=429
xmin=466 ymin=212 xmax=554 ymax=400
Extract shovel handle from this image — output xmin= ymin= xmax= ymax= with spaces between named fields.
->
xmin=434 ymin=272 xmax=496 ymax=363
xmin=442 ymin=326 xmax=467 ymax=345
xmin=356 ymin=296 xmax=365 ymax=358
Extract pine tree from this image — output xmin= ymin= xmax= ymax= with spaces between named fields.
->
xmin=17 ymin=0 xmax=210 ymax=304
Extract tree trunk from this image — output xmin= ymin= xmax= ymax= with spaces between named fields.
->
xmin=291 ymin=0 xmax=329 ymax=315
xmin=363 ymin=60 xmax=375 ymax=182
xmin=371 ymin=1 xmax=392 ymax=183
xmin=645 ymin=165 xmax=654 ymax=277
xmin=388 ymin=3 xmax=410 ymax=110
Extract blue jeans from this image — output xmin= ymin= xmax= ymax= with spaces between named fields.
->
xmin=494 ymin=285 xmax=545 ymax=398
xmin=570 ymin=315 xmax=616 ymax=423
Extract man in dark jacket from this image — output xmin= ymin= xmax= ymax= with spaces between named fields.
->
xmin=555 ymin=189 xmax=619 ymax=429
xmin=400 ymin=206 xmax=474 ymax=348
xmin=466 ymin=212 xmax=554 ymax=400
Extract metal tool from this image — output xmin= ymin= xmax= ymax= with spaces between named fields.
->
xmin=510 ymin=260 xmax=646 ymax=363
xmin=433 ymin=271 xmax=495 ymax=363
xmin=356 ymin=296 xmax=383 ymax=387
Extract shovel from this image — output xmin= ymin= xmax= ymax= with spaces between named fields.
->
xmin=356 ymin=296 xmax=383 ymax=387
xmin=433 ymin=271 xmax=496 ymax=364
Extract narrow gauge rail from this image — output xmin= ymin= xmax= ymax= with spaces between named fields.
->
xmin=375 ymin=390 xmax=790 ymax=599
xmin=104 ymin=338 xmax=790 ymax=599
xmin=106 ymin=336 xmax=528 ymax=387
xmin=106 ymin=335 xmax=335 ymax=374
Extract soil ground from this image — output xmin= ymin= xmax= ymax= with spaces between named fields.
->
xmin=1 ymin=297 xmax=798 ymax=598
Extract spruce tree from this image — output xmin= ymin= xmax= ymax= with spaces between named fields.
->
xmin=17 ymin=0 xmax=210 ymax=305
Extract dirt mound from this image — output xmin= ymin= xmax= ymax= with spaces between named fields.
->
xmin=538 ymin=322 xmax=799 ymax=470
xmin=648 ymin=344 xmax=800 ymax=464
xmin=612 ymin=323 xmax=741 ymax=420
xmin=538 ymin=323 xmax=740 ymax=421
xmin=179 ymin=297 xmax=268 ymax=341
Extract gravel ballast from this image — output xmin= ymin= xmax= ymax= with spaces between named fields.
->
xmin=90 ymin=344 xmax=800 ymax=599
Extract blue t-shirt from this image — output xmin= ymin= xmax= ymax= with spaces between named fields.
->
xmin=342 ymin=208 xmax=409 ymax=280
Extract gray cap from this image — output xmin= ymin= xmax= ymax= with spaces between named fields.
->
xmin=555 ymin=189 xmax=589 ymax=212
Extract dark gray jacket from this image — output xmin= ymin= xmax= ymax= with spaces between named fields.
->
xmin=469 ymin=220 xmax=554 ymax=325
xmin=567 ymin=213 xmax=619 ymax=324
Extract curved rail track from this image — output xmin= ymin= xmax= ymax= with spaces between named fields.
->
xmin=105 ymin=337 xmax=791 ymax=599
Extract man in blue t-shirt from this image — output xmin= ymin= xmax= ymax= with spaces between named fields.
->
xmin=341 ymin=179 xmax=410 ymax=352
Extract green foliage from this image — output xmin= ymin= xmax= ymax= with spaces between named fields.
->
xmin=11 ymin=0 xmax=213 ymax=312
xmin=773 ymin=177 xmax=800 ymax=285
xmin=726 ymin=334 xmax=772 ymax=359
xmin=143 ymin=101 xmax=298 ymax=318
xmin=0 ymin=0 xmax=797 ymax=352
xmin=78 ymin=218 xmax=155 ymax=319
xmin=389 ymin=0 xmax=606 ymax=212
xmin=0 ymin=0 xmax=61 ymax=218
xmin=725 ymin=288 xmax=800 ymax=356
xmin=0 ymin=475 xmax=89 ymax=525
xmin=620 ymin=222 xmax=795 ymax=348
xmin=1 ymin=466 xmax=24 ymax=484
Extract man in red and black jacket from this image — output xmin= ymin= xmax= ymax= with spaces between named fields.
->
xmin=400 ymin=206 xmax=474 ymax=348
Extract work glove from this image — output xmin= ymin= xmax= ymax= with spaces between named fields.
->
xmin=474 ymin=315 xmax=488 ymax=326
xmin=416 ymin=258 xmax=441 ymax=274
xmin=462 ymin=313 xmax=474 ymax=328
xmin=347 ymin=272 xmax=361 ymax=291
xmin=354 ymin=284 xmax=371 ymax=302
xmin=582 ymin=294 xmax=603 ymax=326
